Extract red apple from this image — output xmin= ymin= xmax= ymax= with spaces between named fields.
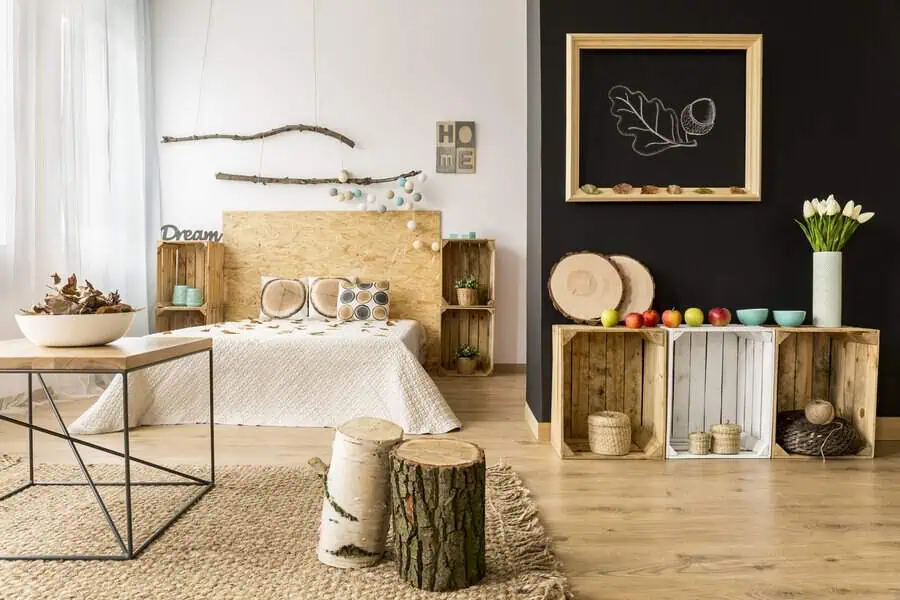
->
xmin=662 ymin=309 xmax=682 ymax=328
xmin=642 ymin=309 xmax=660 ymax=328
xmin=624 ymin=312 xmax=644 ymax=329
xmin=707 ymin=307 xmax=732 ymax=326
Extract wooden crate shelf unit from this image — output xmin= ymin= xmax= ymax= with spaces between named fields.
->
xmin=440 ymin=308 xmax=494 ymax=376
xmin=440 ymin=238 xmax=496 ymax=376
xmin=667 ymin=327 xmax=775 ymax=459
xmin=441 ymin=239 xmax=495 ymax=307
xmin=773 ymin=327 xmax=879 ymax=459
xmin=156 ymin=241 xmax=225 ymax=332
xmin=551 ymin=325 xmax=667 ymax=460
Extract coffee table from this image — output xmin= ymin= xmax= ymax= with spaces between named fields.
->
xmin=0 ymin=336 xmax=214 ymax=560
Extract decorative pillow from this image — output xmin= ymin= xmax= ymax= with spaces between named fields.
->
xmin=259 ymin=277 xmax=308 ymax=319
xmin=337 ymin=280 xmax=391 ymax=322
xmin=308 ymin=276 xmax=356 ymax=319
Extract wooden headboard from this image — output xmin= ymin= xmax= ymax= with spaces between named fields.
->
xmin=222 ymin=210 xmax=442 ymax=368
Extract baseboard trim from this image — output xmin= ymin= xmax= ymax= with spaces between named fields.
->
xmin=524 ymin=402 xmax=550 ymax=442
xmin=494 ymin=363 xmax=526 ymax=374
xmin=523 ymin=416 xmax=900 ymax=443
xmin=877 ymin=417 xmax=900 ymax=441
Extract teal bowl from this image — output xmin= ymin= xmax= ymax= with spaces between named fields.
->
xmin=736 ymin=308 xmax=769 ymax=326
xmin=773 ymin=310 xmax=806 ymax=327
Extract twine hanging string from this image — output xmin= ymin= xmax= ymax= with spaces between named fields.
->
xmin=194 ymin=0 xmax=215 ymax=134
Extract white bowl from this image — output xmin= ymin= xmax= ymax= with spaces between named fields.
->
xmin=15 ymin=312 xmax=137 ymax=347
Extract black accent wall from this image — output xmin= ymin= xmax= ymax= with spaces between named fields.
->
xmin=528 ymin=1 xmax=900 ymax=420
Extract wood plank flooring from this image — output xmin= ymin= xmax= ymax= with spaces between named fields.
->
xmin=2 ymin=373 xmax=900 ymax=599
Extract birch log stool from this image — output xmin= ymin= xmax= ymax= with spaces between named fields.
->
xmin=312 ymin=417 xmax=404 ymax=568
xmin=390 ymin=439 xmax=486 ymax=592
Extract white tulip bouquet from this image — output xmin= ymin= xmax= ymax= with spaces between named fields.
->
xmin=796 ymin=194 xmax=874 ymax=252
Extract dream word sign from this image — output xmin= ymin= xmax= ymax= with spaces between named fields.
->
xmin=160 ymin=224 xmax=223 ymax=243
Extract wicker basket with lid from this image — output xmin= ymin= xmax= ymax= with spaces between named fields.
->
xmin=710 ymin=422 xmax=742 ymax=455
xmin=588 ymin=411 xmax=632 ymax=456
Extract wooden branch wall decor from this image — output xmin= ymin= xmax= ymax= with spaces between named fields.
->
xmin=161 ymin=124 xmax=356 ymax=148
xmin=215 ymin=169 xmax=422 ymax=186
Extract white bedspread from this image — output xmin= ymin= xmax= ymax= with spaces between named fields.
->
xmin=69 ymin=319 xmax=461 ymax=435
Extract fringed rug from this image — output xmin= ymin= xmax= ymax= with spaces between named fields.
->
xmin=0 ymin=458 xmax=569 ymax=599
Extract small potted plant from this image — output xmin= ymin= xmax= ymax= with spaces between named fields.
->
xmin=454 ymin=275 xmax=478 ymax=306
xmin=455 ymin=345 xmax=479 ymax=375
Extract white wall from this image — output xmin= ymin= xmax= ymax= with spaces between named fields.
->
xmin=152 ymin=0 xmax=527 ymax=363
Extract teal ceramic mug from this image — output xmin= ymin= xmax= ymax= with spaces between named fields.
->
xmin=186 ymin=287 xmax=204 ymax=307
xmin=172 ymin=285 xmax=189 ymax=306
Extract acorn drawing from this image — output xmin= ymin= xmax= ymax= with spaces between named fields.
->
xmin=680 ymin=98 xmax=716 ymax=136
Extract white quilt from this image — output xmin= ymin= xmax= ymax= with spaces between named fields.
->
xmin=69 ymin=319 xmax=461 ymax=435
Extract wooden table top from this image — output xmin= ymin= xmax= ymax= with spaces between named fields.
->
xmin=0 ymin=337 xmax=211 ymax=372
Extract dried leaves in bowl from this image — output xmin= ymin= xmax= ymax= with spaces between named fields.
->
xmin=19 ymin=273 xmax=135 ymax=315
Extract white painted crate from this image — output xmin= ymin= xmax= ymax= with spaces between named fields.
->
xmin=666 ymin=326 xmax=775 ymax=459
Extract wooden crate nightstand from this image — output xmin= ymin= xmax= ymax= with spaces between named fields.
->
xmin=440 ymin=239 xmax=495 ymax=376
xmin=551 ymin=325 xmax=667 ymax=460
xmin=155 ymin=241 xmax=224 ymax=332
xmin=666 ymin=327 xmax=776 ymax=459
xmin=773 ymin=327 xmax=879 ymax=459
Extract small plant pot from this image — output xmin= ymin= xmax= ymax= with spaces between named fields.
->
xmin=457 ymin=357 xmax=478 ymax=375
xmin=456 ymin=288 xmax=478 ymax=306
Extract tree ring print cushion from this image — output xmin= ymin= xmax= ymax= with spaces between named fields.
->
xmin=309 ymin=276 xmax=356 ymax=319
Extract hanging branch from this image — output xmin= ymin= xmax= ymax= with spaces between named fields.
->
xmin=161 ymin=124 xmax=356 ymax=148
xmin=215 ymin=170 xmax=421 ymax=186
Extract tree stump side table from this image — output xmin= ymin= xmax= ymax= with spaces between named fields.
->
xmin=390 ymin=438 xmax=486 ymax=592
xmin=314 ymin=417 xmax=404 ymax=569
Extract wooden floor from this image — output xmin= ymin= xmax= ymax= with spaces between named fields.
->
xmin=2 ymin=373 xmax=900 ymax=599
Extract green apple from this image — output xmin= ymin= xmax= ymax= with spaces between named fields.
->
xmin=684 ymin=307 xmax=704 ymax=327
xmin=600 ymin=309 xmax=619 ymax=328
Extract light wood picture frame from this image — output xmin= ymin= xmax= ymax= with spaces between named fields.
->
xmin=566 ymin=33 xmax=763 ymax=203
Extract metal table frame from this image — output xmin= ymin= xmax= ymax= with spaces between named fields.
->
xmin=0 ymin=346 xmax=214 ymax=560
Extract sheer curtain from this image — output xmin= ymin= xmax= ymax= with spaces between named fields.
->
xmin=0 ymin=0 xmax=159 ymax=400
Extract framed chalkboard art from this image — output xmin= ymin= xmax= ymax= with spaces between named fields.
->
xmin=566 ymin=34 xmax=762 ymax=202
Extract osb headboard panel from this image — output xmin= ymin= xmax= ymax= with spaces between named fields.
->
xmin=223 ymin=211 xmax=442 ymax=368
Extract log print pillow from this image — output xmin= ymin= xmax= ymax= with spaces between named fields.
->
xmin=259 ymin=277 xmax=308 ymax=319
xmin=337 ymin=281 xmax=390 ymax=321
xmin=308 ymin=276 xmax=355 ymax=320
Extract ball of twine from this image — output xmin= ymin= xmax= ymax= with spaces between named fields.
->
xmin=805 ymin=399 xmax=835 ymax=425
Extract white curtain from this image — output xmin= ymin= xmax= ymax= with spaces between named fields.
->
xmin=0 ymin=0 xmax=159 ymax=400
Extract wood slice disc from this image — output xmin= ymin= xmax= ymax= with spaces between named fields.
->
xmin=392 ymin=438 xmax=484 ymax=467
xmin=547 ymin=252 xmax=623 ymax=323
xmin=608 ymin=255 xmax=655 ymax=315
xmin=260 ymin=278 xmax=307 ymax=319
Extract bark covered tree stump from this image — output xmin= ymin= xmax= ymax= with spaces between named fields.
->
xmin=390 ymin=438 xmax=486 ymax=592
xmin=314 ymin=417 xmax=404 ymax=569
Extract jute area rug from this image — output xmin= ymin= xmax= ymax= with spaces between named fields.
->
xmin=0 ymin=457 xmax=569 ymax=599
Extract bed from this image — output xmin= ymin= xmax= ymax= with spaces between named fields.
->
xmin=69 ymin=318 xmax=461 ymax=435
xmin=69 ymin=210 xmax=460 ymax=435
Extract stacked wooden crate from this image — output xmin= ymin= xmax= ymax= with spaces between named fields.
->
xmin=550 ymin=324 xmax=879 ymax=460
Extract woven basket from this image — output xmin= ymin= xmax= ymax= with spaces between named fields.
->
xmin=710 ymin=422 xmax=742 ymax=455
xmin=776 ymin=410 xmax=865 ymax=456
xmin=688 ymin=432 xmax=711 ymax=455
xmin=588 ymin=411 xmax=632 ymax=456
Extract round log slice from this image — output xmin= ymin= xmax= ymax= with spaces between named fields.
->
xmin=260 ymin=278 xmax=307 ymax=319
xmin=548 ymin=252 xmax=623 ymax=323
xmin=608 ymin=254 xmax=655 ymax=315
xmin=390 ymin=439 xmax=486 ymax=592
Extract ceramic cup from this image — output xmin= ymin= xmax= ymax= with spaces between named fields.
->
xmin=172 ymin=285 xmax=189 ymax=306
xmin=185 ymin=287 xmax=204 ymax=307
